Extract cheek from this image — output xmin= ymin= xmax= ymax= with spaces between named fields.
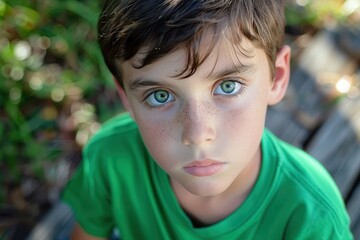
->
xmin=222 ymin=95 xmax=268 ymax=150
xmin=137 ymin=119 xmax=168 ymax=149
xmin=135 ymin=116 xmax=177 ymax=168
xmin=227 ymin=94 xmax=267 ymax=124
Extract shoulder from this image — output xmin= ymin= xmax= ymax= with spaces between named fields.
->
xmin=262 ymin=129 xmax=352 ymax=239
xmin=263 ymin=129 xmax=340 ymax=197
xmin=80 ymin=112 xmax=147 ymax=176
xmin=266 ymin=130 xmax=340 ymax=200
xmin=84 ymin=112 xmax=142 ymax=156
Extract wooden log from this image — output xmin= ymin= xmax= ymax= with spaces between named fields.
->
xmin=26 ymin=202 xmax=75 ymax=240
xmin=306 ymin=98 xmax=360 ymax=198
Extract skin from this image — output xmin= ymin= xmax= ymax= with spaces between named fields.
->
xmin=72 ymin=33 xmax=291 ymax=238
xmin=71 ymin=224 xmax=106 ymax=240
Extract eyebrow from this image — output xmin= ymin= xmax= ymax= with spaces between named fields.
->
xmin=209 ymin=63 xmax=255 ymax=80
xmin=128 ymin=78 xmax=164 ymax=91
xmin=128 ymin=63 xmax=255 ymax=90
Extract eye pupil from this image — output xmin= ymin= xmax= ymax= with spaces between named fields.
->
xmin=154 ymin=90 xmax=169 ymax=103
xmin=221 ymin=81 xmax=235 ymax=93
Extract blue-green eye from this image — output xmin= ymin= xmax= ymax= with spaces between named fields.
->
xmin=146 ymin=90 xmax=174 ymax=107
xmin=214 ymin=80 xmax=242 ymax=95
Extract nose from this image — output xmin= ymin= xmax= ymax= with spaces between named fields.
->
xmin=180 ymin=100 xmax=216 ymax=147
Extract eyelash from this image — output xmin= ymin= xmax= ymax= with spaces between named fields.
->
xmin=142 ymin=89 xmax=175 ymax=108
xmin=213 ymin=79 xmax=246 ymax=98
xmin=141 ymin=79 xmax=247 ymax=108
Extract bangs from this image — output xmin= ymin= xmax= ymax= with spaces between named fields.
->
xmin=131 ymin=19 xmax=259 ymax=79
xmin=98 ymin=0 xmax=284 ymax=85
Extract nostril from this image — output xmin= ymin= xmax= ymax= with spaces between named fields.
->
xmin=181 ymin=121 xmax=216 ymax=147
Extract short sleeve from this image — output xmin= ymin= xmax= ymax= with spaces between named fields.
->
xmin=61 ymin=143 xmax=114 ymax=238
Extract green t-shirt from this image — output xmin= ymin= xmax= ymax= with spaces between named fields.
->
xmin=62 ymin=113 xmax=353 ymax=239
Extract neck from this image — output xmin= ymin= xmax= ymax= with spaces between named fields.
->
xmin=171 ymin=147 xmax=262 ymax=226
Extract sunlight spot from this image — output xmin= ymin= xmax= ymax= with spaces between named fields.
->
xmin=30 ymin=36 xmax=51 ymax=50
xmin=26 ymin=54 xmax=44 ymax=69
xmin=51 ymin=88 xmax=65 ymax=102
xmin=15 ymin=41 xmax=31 ymax=61
xmin=83 ymin=103 xmax=95 ymax=113
xmin=66 ymin=86 xmax=83 ymax=100
xmin=90 ymin=122 xmax=101 ymax=135
xmin=9 ymin=87 xmax=21 ymax=103
xmin=10 ymin=66 xmax=24 ymax=80
xmin=72 ymin=103 xmax=95 ymax=126
xmin=76 ymin=129 xmax=89 ymax=146
xmin=342 ymin=0 xmax=360 ymax=15
xmin=336 ymin=76 xmax=352 ymax=94
xmin=296 ymin=0 xmax=310 ymax=7
xmin=29 ymin=74 xmax=44 ymax=90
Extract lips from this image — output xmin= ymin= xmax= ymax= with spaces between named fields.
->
xmin=183 ymin=160 xmax=225 ymax=177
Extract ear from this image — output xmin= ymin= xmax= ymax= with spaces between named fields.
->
xmin=113 ymin=78 xmax=134 ymax=118
xmin=267 ymin=45 xmax=291 ymax=105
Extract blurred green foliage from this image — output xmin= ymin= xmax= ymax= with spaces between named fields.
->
xmin=0 ymin=0 xmax=120 ymax=195
xmin=285 ymin=0 xmax=358 ymax=30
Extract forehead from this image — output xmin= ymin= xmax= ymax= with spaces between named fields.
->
xmin=121 ymin=32 xmax=267 ymax=84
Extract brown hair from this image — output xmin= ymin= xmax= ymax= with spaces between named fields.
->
xmin=98 ymin=0 xmax=285 ymax=86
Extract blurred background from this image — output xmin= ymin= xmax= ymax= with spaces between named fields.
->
xmin=0 ymin=0 xmax=359 ymax=239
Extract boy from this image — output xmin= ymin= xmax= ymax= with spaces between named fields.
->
xmin=62 ymin=0 xmax=353 ymax=239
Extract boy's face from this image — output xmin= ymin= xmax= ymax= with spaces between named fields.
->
xmin=118 ymin=33 xmax=289 ymax=197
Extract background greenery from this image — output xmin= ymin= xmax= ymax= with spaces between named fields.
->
xmin=0 ymin=0 xmax=358 ymax=238
xmin=0 ymin=0 xmax=122 ymax=237
xmin=1 ymin=0 xmax=120 ymax=197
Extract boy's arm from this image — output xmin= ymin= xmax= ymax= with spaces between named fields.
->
xmin=70 ymin=223 xmax=107 ymax=240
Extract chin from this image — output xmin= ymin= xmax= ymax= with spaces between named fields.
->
xmin=184 ymin=180 xmax=230 ymax=197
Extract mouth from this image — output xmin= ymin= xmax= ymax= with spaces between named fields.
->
xmin=183 ymin=160 xmax=225 ymax=177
